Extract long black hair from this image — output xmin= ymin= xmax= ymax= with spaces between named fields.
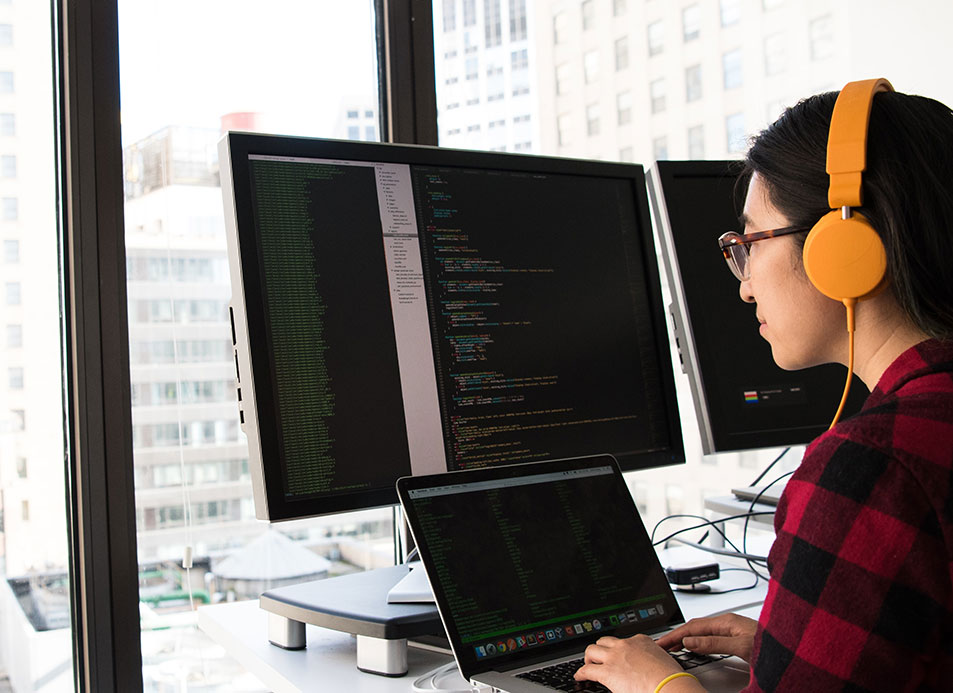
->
xmin=740 ymin=89 xmax=953 ymax=339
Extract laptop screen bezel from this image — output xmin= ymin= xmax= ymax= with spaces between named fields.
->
xmin=396 ymin=455 xmax=687 ymax=681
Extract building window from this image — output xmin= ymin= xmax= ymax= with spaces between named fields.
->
xmin=618 ymin=146 xmax=634 ymax=163
xmin=466 ymin=57 xmax=479 ymax=80
xmin=509 ymin=0 xmax=527 ymax=41
xmin=484 ymin=0 xmax=502 ymax=47
xmin=616 ymin=91 xmax=632 ymax=126
xmin=764 ymin=33 xmax=786 ymax=75
xmin=0 ymin=25 xmax=11 ymax=47
xmin=6 ymin=323 xmax=21 ymax=348
xmin=5 ymin=281 xmax=19 ymax=305
xmin=682 ymin=4 xmax=701 ymax=42
xmin=16 ymin=456 xmax=26 ymax=478
xmin=21 ymin=500 xmax=29 ymax=522
xmin=653 ymin=136 xmax=669 ymax=161
xmin=650 ymin=78 xmax=666 ymax=114
xmin=555 ymin=63 xmax=571 ymax=96
xmin=647 ymin=20 xmax=664 ymax=56
xmin=8 ymin=366 xmax=23 ymax=390
xmin=722 ymin=49 xmax=742 ymax=89
xmin=347 ymin=125 xmax=359 ymax=140
xmin=685 ymin=64 xmax=702 ymax=102
xmin=443 ymin=0 xmax=456 ymax=31
xmin=3 ymin=239 xmax=17 ymax=263
xmin=463 ymin=0 xmax=476 ymax=26
xmin=720 ymin=0 xmax=741 ymax=26
xmin=0 ymin=113 xmax=13 ymax=136
xmin=0 ymin=72 xmax=11 ymax=93
xmin=613 ymin=0 xmax=627 ymax=17
xmin=614 ymin=36 xmax=629 ymax=71
xmin=586 ymin=103 xmax=600 ymax=136
xmin=557 ymin=113 xmax=572 ymax=146
xmin=583 ymin=50 xmax=600 ymax=84
xmin=810 ymin=15 xmax=834 ymax=61
xmin=2 ymin=196 xmax=17 ymax=220
xmin=726 ymin=113 xmax=746 ymax=152
xmin=511 ymin=48 xmax=528 ymax=71
xmin=346 ymin=109 xmax=358 ymax=119
xmin=364 ymin=126 xmax=375 ymax=140
xmin=553 ymin=11 xmax=568 ymax=44
xmin=582 ymin=0 xmax=595 ymax=30
xmin=688 ymin=125 xmax=705 ymax=159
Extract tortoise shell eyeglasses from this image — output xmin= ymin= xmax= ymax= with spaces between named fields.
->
xmin=717 ymin=226 xmax=812 ymax=281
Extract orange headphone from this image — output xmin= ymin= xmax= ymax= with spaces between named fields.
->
xmin=802 ymin=78 xmax=892 ymax=428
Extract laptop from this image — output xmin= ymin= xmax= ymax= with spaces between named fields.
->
xmin=396 ymin=455 xmax=752 ymax=692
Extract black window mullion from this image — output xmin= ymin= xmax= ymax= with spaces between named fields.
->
xmin=56 ymin=0 xmax=143 ymax=689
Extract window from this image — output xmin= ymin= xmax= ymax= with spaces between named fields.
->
xmin=509 ymin=0 xmax=527 ymax=41
xmin=443 ymin=0 xmax=456 ymax=31
xmin=653 ymin=136 xmax=669 ymax=161
xmin=647 ymin=20 xmax=664 ymax=56
xmin=0 ymin=113 xmax=13 ymax=135
xmin=557 ymin=113 xmax=572 ymax=146
xmin=720 ymin=0 xmax=741 ymax=27
xmin=810 ymin=15 xmax=834 ymax=61
xmin=618 ymin=146 xmax=633 ymax=162
xmin=616 ymin=91 xmax=632 ymax=126
xmin=688 ymin=124 xmax=705 ymax=158
xmin=553 ymin=11 xmax=568 ymax=44
xmin=5 ymin=281 xmax=20 ymax=305
xmin=582 ymin=0 xmax=595 ymax=31
xmin=465 ymin=57 xmax=478 ymax=80
xmin=21 ymin=500 xmax=29 ymax=522
xmin=3 ymin=239 xmax=17 ymax=262
xmin=463 ymin=0 xmax=476 ymax=26
xmin=364 ymin=126 xmax=375 ymax=140
xmin=0 ymin=24 xmax=11 ymax=47
xmin=6 ymin=323 xmax=21 ymax=347
xmin=650 ymin=78 xmax=666 ymax=113
xmin=682 ymin=4 xmax=701 ymax=42
xmin=8 ymin=366 xmax=23 ymax=390
xmin=726 ymin=112 xmax=746 ymax=152
xmin=484 ymin=0 xmax=502 ymax=47
xmin=16 ymin=456 xmax=26 ymax=479
xmin=511 ymin=48 xmax=528 ymax=71
xmin=723 ymin=48 xmax=742 ymax=89
xmin=555 ymin=63 xmax=571 ymax=96
xmin=613 ymin=0 xmax=627 ymax=17
xmin=583 ymin=50 xmax=600 ymax=84
xmin=764 ymin=33 xmax=786 ymax=75
xmin=614 ymin=36 xmax=629 ymax=71
xmin=685 ymin=64 xmax=702 ymax=102
xmin=2 ymin=196 xmax=17 ymax=220
xmin=0 ymin=71 xmax=12 ymax=93
xmin=347 ymin=125 xmax=359 ymax=139
xmin=586 ymin=103 xmax=600 ymax=136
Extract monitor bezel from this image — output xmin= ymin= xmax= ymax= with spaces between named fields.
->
xmin=221 ymin=132 xmax=685 ymax=521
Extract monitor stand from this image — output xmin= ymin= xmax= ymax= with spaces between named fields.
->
xmin=259 ymin=564 xmax=446 ymax=677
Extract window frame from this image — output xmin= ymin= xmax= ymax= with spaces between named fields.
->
xmin=56 ymin=0 xmax=437 ymax=690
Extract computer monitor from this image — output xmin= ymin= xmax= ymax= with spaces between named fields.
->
xmin=219 ymin=134 xmax=685 ymax=521
xmin=648 ymin=160 xmax=867 ymax=455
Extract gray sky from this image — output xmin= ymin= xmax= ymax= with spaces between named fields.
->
xmin=117 ymin=0 xmax=379 ymax=144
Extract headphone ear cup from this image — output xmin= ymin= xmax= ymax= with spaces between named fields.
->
xmin=802 ymin=210 xmax=887 ymax=301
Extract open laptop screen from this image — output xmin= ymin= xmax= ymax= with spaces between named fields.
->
xmin=397 ymin=455 xmax=684 ymax=680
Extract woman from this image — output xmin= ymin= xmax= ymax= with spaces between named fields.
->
xmin=575 ymin=82 xmax=953 ymax=692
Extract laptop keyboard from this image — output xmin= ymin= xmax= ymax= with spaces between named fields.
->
xmin=516 ymin=650 xmax=731 ymax=691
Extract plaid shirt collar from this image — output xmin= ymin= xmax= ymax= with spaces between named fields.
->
xmin=864 ymin=338 xmax=953 ymax=409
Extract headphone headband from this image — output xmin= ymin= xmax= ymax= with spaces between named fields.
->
xmin=826 ymin=78 xmax=893 ymax=208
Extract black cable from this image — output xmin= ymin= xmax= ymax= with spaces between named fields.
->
xmin=742 ymin=470 xmax=795 ymax=580
xmin=652 ymin=512 xmax=774 ymax=550
xmin=705 ymin=567 xmax=761 ymax=595
xmin=668 ymin=537 xmax=767 ymax=562
xmin=652 ymin=514 xmax=755 ymax=562
xmin=749 ymin=447 xmax=792 ymax=487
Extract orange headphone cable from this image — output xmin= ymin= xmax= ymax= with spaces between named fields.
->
xmin=829 ymin=298 xmax=856 ymax=429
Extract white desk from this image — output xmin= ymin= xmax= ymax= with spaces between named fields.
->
xmin=198 ymin=565 xmax=767 ymax=693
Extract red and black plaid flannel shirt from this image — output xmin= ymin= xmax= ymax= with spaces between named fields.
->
xmin=744 ymin=339 xmax=953 ymax=692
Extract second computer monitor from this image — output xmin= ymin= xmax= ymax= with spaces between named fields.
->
xmin=221 ymin=134 xmax=685 ymax=521
xmin=649 ymin=160 xmax=867 ymax=454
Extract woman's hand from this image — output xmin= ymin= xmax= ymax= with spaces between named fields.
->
xmin=655 ymin=613 xmax=758 ymax=663
xmin=573 ymin=634 xmax=704 ymax=693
